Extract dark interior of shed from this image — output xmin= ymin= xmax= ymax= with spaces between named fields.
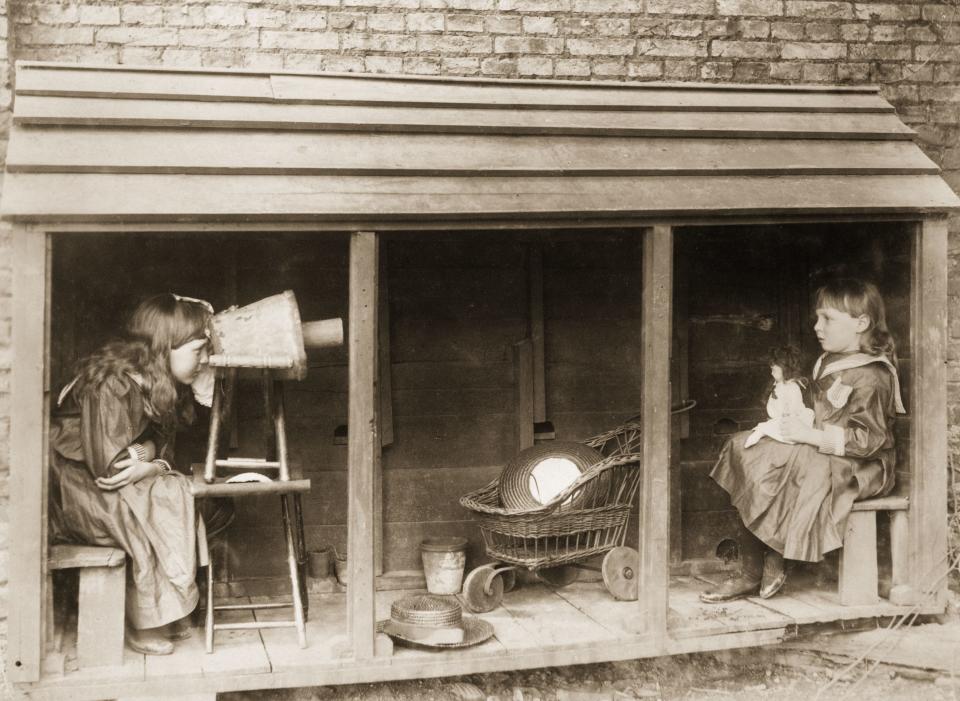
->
xmin=49 ymin=222 xmax=913 ymax=600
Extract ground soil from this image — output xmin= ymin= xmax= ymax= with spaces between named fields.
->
xmin=223 ymin=644 xmax=957 ymax=701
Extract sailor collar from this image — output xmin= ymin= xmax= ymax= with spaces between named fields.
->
xmin=57 ymin=372 xmax=147 ymax=407
xmin=812 ymin=352 xmax=906 ymax=414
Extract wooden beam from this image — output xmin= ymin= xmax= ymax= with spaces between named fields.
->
xmin=347 ymin=231 xmax=380 ymax=660
xmin=375 ymin=246 xmax=391 ymax=576
xmin=13 ymin=95 xmax=916 ymax=140
xmin=528 ymin=245 xmax=546 ymax=423
xmin=513 ymin=340 xmax=535 ymax=451
xmin=8 ymin=224 xmax=48 ymax=682
xmin=6 ymin=173 xmax=957 ymax=225
xmin=25 ymin=213 xmax=941 ymax=236
xmin=8 ymin=127 xmax=939 ymax=178
xmin=906 ymin=218 xmax=949 ymax=607
xmin=639 ymin=225 xmax=673 ymax=646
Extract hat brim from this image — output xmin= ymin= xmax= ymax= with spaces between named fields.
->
xmin=377 ymin=616 xmax=494 ymax=650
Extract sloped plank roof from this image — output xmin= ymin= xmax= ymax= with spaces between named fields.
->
xmin=2 ymin=61 xmax=957 ymax=224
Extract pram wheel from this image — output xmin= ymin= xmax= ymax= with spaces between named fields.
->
xmin=602 ymin=546 xmax=639 ymax=601
xmin=499 ymin=567 xmax=517 ymax=593
xmin=537 ymin=565 xmax=579 ymax=587
xmin=463 ymin=565 xmax=505 ymax=613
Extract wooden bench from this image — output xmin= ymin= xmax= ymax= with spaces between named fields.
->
xmin=839 ymin=496 xmax=909 ymax=606
xmin=48 ymin=544 xmax=126 ymax=668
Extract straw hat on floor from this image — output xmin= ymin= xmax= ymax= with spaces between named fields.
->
xmin=377 ymin=594 xmax=494 ymax=650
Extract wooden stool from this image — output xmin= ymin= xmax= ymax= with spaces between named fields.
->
xmin=839 ymin=495 xmax=909 ymax=606
xmin=191 ymin=369 xmax=310 ymax=653
xmin=48 ymin=544 xmax=126 ymax=668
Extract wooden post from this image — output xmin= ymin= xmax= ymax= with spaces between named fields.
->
xmin=513 ymin=339 xmax=535 ymax=451
xmin=9 ymin=224 xmax=48 ymax=682
xmin=347 ymin=231 xmax=379 ymax=660
xmin=639 ymin=225 xmax=672 ymax=645
xmin=375 ymin=247 xmax=392 ymax=576
xmin=528 ymin=244 xmax=546 ymax=423
xmin=906 ymin=218 xmax=949 ymax=607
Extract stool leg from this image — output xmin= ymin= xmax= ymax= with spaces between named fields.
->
xmin=203 ymin=377 xmax=224 ymax=483
xmin=78 ymin=564 xmax=126 ymax=668
xmin=839 ymin=511 xmax=879 ymax=606
xmin=282 ymin=495 xmax=307 ymax=648
xmin=205 ymin=556 xmax=215 ymax=654
xmin=293 ymin=493 xmax=309 ymax=621
xmin=273 ymin=379 xmax=291 ymax=482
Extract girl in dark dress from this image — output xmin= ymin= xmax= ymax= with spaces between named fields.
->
xmin=50 ymin=294 xmax=213 ymax=654
xmin=702 ymin=279 xmax=905 ymax=603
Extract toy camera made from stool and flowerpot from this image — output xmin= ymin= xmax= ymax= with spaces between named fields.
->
xmin=208 ymin=289 xmax=343 ymax=381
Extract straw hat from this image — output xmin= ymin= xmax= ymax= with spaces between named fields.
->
xmin=377 ymin=594 xmax=493 ymax=649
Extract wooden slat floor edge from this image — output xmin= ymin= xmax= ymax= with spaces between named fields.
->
xmin=29 ymin=580 xmax=937 ymax=701
xmin=14 ymin=60 xmax=884 ymax=93
xmin=7 ymin=166 xmax=942 ymax=177
xmin=21 ymin=625 xmax=793 ymax=701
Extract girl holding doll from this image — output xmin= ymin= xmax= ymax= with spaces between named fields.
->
xmin=702 ymin=278 xmax=905 ymax=603
xmin=50 ymin=293 xmax=214 ymax=655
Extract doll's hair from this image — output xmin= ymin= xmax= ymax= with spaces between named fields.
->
xmin=769 ymin=344 xmax=805 ymax=382
xmin=815 ymin=278 xmax=897 ymax=365
xmin=763 ymin=344 xmax=808 ymax=404
xmin=73 ymin=294 xmax=212 ymax=432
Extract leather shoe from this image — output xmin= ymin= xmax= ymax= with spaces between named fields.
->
xmin=699 ymin=574 xmax=760 ymax=603
xmin=759 ymin=551 xmax=786 ymax=599
xmin=126 ymin=627 xmax=174 ymax=655
xmin=164 ymin=616 xmax=192 ymax=641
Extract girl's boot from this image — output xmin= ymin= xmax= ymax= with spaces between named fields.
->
xmin=699 ymin=526 xmax=764 ymax=603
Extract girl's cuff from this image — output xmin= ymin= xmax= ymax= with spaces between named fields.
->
xmin=127 ymin=443 xmax=149 ymax=463
xmin=818 ymin=424 xmax=846 ymax=457
xmin=154 ymin=459 xmax=174 ymax=475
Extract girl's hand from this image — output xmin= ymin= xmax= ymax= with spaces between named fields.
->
xmin=96 ymin=460 xmax=160 ymax=491
xmin=779 ymin=413 xmax=816 ymax=445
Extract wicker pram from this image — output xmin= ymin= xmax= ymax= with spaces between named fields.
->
xmin=459 ymin=419 xmax=645 ymax=612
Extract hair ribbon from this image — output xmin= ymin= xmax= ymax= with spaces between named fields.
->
xmin=172 ymin=293 xmax=214 ymax=314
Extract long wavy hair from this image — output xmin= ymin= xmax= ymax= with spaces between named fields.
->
xmin=815 ymin=278 xmax=897 ymax=366
xmin=73 ymin=294 xmax=212 ymax=432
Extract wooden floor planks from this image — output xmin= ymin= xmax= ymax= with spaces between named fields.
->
xmin=669 ymin=576 xmax=793 ymax=638
xmin=42 ymin=576 xmax=933 ymax=697
xmin=551 ymin=581 xmax=645 ymax=637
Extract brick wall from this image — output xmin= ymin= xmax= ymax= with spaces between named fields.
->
xmin=0 ymin=0 xmax=958 ymax=664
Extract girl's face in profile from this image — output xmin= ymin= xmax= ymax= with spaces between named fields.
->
xmin=814 ymin=306 xmax=868 ymax=353
xmin=169 ymin=338 xmax=209 ymax=384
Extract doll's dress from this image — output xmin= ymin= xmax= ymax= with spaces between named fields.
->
xmin=744 ymin=380 xmax=815 ymax=448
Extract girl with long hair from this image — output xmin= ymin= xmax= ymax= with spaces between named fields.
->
xmin=702 ymin=278 xmax=905 ymax=602
xmin=50 ymin=293 xmax=213 ymax=655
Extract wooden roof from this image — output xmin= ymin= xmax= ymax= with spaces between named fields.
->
xmin=2 ymin=61 xmax=958 ymax=225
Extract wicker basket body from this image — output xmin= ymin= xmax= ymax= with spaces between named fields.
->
xmin=460 ymin=451 xmax=643 ymax=571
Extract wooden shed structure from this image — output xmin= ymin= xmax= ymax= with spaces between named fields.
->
xmin=3 ymin=61 xmax=958 ymax=700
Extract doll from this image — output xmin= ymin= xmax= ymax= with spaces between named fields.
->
xmin=744 ymin=345 xmax=814 ymax=448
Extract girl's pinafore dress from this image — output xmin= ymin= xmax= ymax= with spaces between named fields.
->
xmin=710 ymin=352 xmax=905 ymax=562
xmin=49 ymin=373 xmax=205 ymax=630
